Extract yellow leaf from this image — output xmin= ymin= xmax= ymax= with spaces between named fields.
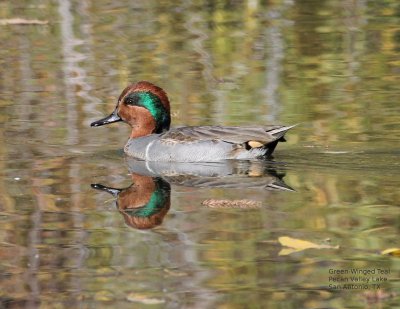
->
xmin=279 ymin=236 xmax=321 ymax=250
xmin=278 ymin=236 xmax=338 ymax=255
xmin=278 ymin=248 xmax=301 ymax=256
xmin=381 ymin=248 xmax=400 ymax=257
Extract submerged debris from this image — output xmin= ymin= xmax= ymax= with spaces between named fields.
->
xmin=202 ymin=199 xmax=262 ymax=209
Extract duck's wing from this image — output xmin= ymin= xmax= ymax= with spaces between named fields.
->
xmin=160 ymin=125 xmax=296 ymax=145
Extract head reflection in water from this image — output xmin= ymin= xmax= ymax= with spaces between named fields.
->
xmin=92 ymin=174 xmax=171 ymax=230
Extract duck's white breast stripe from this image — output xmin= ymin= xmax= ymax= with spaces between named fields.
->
xmin=145 ymin=139 xmax=156 ymax=161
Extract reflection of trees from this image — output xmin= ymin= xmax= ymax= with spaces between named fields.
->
xmin=0 ymin=0 xmax=399 ymax=307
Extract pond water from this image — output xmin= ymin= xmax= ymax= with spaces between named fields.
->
xmin=1 ymin=0 xmax=399 ymax=308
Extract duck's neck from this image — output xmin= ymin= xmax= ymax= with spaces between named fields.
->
xmin=124 ymin=105 xmax=169 ymax=138
xmin=130 ymin=125 xmax=155 ymax=138
xmin=128 ymin=108 xmax=157 ymax=138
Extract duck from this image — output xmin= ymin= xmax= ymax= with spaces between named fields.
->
xmin=91 ymin=81 xmax=295 ymax=162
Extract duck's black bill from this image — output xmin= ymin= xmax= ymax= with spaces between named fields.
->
xmin=91 ymin=183 xmax=122 ymax=197
xmin=90 ymin=110 xmax=122 ymax=127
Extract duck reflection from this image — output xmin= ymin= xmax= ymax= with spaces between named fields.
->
xmin=92 ymin=159 xmax=294 ymax=230
xmin=125 ymin=158 xmax=294 ymax=191
xmin=91 ymin=175 xmax=170 ymax=230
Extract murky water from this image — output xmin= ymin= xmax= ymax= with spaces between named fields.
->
xmin=1 ymin=0 xmax=400 ymax=308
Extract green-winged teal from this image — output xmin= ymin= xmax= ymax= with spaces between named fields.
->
xmin=91 ymin=81 xmax=295 ymax=162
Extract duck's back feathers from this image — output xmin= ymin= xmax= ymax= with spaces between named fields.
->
xmin=161 ymin=125 xmax=295 ymax=145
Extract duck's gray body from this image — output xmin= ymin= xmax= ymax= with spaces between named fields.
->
xmin=124 ymin=125 xmax=295 ymax=162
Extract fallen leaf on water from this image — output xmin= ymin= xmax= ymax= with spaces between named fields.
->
xmin=279 ymin=236 xmax=321 ymax=249
xmin=0 ymin=18 xmax=48 ymax=25
xmin=202 ymin=199 xmax=261 ymax=209
xmin=278 ymin=236 xmax=339 ymax=256
xmin=381 ymin=248 xmax=400 ymax=257
xmin=278 ymin=248 xmax=302 ymax=256
xmin=126 ymin=293 xmax=165 ymax=305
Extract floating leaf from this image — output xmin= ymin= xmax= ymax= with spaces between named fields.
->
xmin=381 ymin=248 xmax=400 ymax=257
xmin=126 ymin=293 xmax=165 ymax=305
xmin=278 ymin=248 xmax=301 ymax=256
xmin=278 ymin=236 xmax=339 ymax=256
xmin=0 ymin=18 xmax=48 ymax=25
xmin=279 ymin=236 xmax=321 ymax=249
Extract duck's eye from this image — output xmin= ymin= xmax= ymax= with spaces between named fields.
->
xmin=124 ymin=95 xmax=140 ymax=106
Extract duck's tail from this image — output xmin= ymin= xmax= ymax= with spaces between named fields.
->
xmin=269 ymin=124 xmax=298 ymax=141
xmin=265 ymin=124 xmax=297 ymax=157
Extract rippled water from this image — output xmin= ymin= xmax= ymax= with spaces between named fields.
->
xmin=1 ymin=1 xmax=399 ymax=308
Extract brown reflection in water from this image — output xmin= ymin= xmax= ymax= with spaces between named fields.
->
xmin=92 ymin=174 xmax=171 ymax=230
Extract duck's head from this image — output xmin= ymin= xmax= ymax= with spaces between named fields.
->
xmin=91 ymin=81 xmax=171 ymax=137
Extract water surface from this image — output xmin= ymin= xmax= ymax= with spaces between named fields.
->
xmin=0 ymin=0 xmax=399 ymax=308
